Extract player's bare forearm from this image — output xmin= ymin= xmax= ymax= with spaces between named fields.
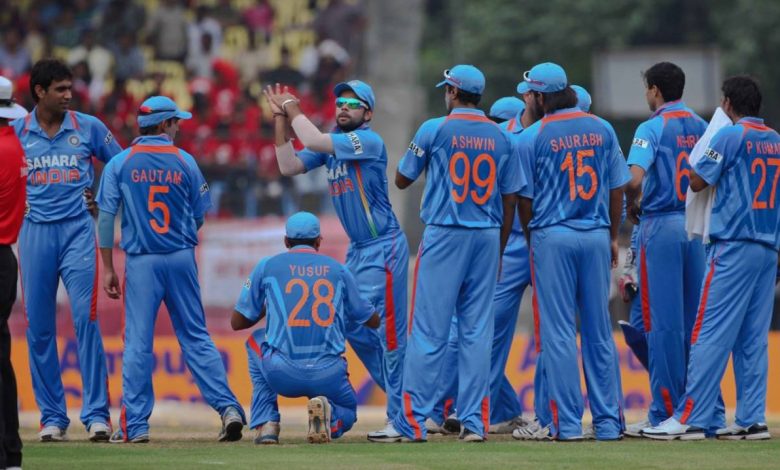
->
xmin=100 ymin=247 xmax=121 ymax=299
xmin=230 ymin=309 xmax=263 ymax=331
xmin=518 ymin=196 xmax=533 ymax=245
xmin=609 ymin=187 xmax=624 ymax=268
xmin=500 ymin=193 xmax=517 ymax=256
xmin=273 ymin=115 xmax=289 ymax=146
xmin=625 ymin=166 xmax=644 ymax=224
xmin=689 ymin=169 xmax=709 ymax=192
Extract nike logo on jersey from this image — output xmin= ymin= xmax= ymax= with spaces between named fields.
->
xmin=25 ymin=141 xmax=37 ymax=149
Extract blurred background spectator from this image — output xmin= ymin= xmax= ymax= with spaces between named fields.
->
xmin=2 ymin=0 xmax=366 ymax=219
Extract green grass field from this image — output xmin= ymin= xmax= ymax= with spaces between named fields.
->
xmin=20 ymin=421 xmax=780 ymax=469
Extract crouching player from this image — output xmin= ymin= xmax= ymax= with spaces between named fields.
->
xmin=231 ymin=212 xmax=380 ymax=444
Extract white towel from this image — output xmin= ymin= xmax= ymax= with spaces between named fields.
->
xmin=685 ymin=107 xmax=732 ymax=243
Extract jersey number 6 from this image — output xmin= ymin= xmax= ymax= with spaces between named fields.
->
xmin=449 ymin=151 xmax=496 ymax=205
xmin=148 ymin=185 xmax=170 ymax=234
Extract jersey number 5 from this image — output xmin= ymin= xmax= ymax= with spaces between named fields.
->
xmin=449 ymin=151 xmax=496 ymax=204
xmin=560 ymin=149 xmax=597 ymax=201
xmin=148 ymin=185 xmax=170 ymax=234
xmin=286 ymin=278 xmax=336 ymax=328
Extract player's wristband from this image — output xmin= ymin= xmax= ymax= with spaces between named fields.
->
xmin=281 ymin=99 xmax=298 ymax=114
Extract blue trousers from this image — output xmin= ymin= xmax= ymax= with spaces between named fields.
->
xmin=638 ymin=213 xmax=706 ymax=425
xmin=393 ymin=226 xmax=498 ymax=440
xmin=430 ymin=232 xmax=530 ymax=425
xmin=532 ymin=226 xmax=623 ymax=440
xmin=120 ymin=248 xmax=244 ymax=439
xmin=246 ymin=329 xmax=357 ymax=438
xmin=344 ymin=231 xmax=408 ymax=419
xmin=675 ymin=241 xmax=776 ymax=429
xmin=18 ymin=214 xmax=109 ymax=430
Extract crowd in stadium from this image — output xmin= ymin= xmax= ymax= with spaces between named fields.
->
xmin=0 ymin=0 xmax=366 ymax=217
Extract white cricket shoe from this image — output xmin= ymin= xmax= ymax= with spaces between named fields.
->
xmin=88 ymin=422 xmax=111 ymax=442
xmin=307 ymin=396 xmax=331 ymax=444
xmin=368 ymin=421 xmax=404 ymax=443
xmin=254 ymin=421 xmax=280 ymax=445
xmin=512 ymin=420 xmax=552 ymax=441
xmin=624 ymin=418 xmax=651 ymax=438
xmin=425 ymin=418 xmax=447 ymax=435
xmin=39 ymin=425 xmax=67 ymax=442
xmin=108 ymin=429 xmax=149 ymax=443
xmin=642 ymin=417 xmax=705 ymax=441
xmin=218 ymin=406 xmax=244 ymax=442
xmin=490 ymin=415 xmax=530 ymax=434
xmin=716 ymin=422 xmax=771 ymax=441
xmin=459 ymin=428 xmax=484 ymax=442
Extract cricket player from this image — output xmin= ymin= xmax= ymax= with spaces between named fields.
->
xmin=623 ymin=62 xmax=720 ymax=435
xmin=264 ymin=80 xmax=408 ymax=437
xmin=96 ymin=96 xmax=245 ymax=443
xmin=489 ymin=96 xmax=525 ymax=131
xmin=644 ymin=76 xmax=778 ymax=441
xmin=231 ymin=212 xmax=380 ymax=445
xmin=13 ymin=59 xmax=121 ymax=442
xmin=428 ymin=83 xmax=541 ymax=436
xmin=371 ymin=64 xmax=521 ymax=443
xmin=514 ymin=62 xmax=628 ymax=441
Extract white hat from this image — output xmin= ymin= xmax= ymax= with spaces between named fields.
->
xmin=0 ymin=76 xmax=28 ymax=120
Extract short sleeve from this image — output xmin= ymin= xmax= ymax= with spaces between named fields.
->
xmin=341 ymin=266 xmax=373 ymax=325
xmin=331 ymin=129 xmax=382 ymax=161
xmin=298 ymin=148 xmax=328 ymax=172
xmin=694 ymin=126 xmax=738 ymax=186
xmin=515 ymin=126 xmax=537 ymax=199
xmin=183 ymin=151 xmax=212 ymax=218
xmin=95 ymin=156 xmax=121 ymax=215
xmin=626 ymin=120 xmax=659 ymax=171
xmin=498 ymin=134 xmax=525 ymax=195
xmin=88 ymin=116 xmax=123 ymax=163
xmin=397 ymin=119 xmax=439 ymax=181
xmin=607 ymin=127 xmax=631 ymax=189
xmin=234 ymin=258 xmax=269 ymax=322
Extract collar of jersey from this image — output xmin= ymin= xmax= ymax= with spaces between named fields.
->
xmin=331 ymin=122 xmax=370 ymax=134
xmin=25 ymin=106 xmax=76 ymax=135
xmin=450 ymin=107 xmax=485 ymax=116
xmin=289 ymin=245 xmax=318 ymax=253
xmin=131 ymin=134 xmax=174 ymax=146
xmin=650 ymin=100 xmax=684 ymax=119
xmin=738 ymin=116 xmax=764 ymax=125
xmin=547 ymin=106 xmax=580 ymax=116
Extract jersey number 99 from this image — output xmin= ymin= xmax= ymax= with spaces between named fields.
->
xmin=449 ymin=151 xmax=496 ymax=205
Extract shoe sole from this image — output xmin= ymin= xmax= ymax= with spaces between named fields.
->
xmin=89 ymin=431 xmax=110 ymax=442
xmin=39 ymin=435 xmax=66 ymax=442
xmin=644 ymin=432 xmax=706 ymax=441
xmin=220 ymin=419 xmax=243 ymax=442
xmin=307 ymin=398 xmax=330 ymax=444
xmin=624 ymin=431 xmax=645 ymax=438
xmin=717 ymin=432 xmax=771 ymax=441
xmin=254 ymin=437 xmax=279 ymax=445
xmin=443 ymin=418 xmax=461 ymax=434
xmin=367 ymin=436 xmax=404 ymax=443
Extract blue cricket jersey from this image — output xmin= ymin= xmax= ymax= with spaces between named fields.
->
xmin=398 ymin=108 xmax=523 ymax=228
xmin=298 ymin=125 xmax=400 ymax=243
xmin=96 ymin=135 xmax=211 ymax=254
xmin=627 ymin=101 xmax=707 ymax=214
xmin=517 ymin=107 xmax=630 ymax=230
xmin=235 ymin=246 xmax=374 ymax=362
xmin=694 ymin=117 xmax=780 ymax=250
xmin=505 ymin=116 xmax=526 ymax=237
xmin=13 ymin=109 xmax=122 ymax=222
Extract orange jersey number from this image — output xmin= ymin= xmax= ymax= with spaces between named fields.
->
xmin=560 ymin=149 xmax=597 ymax=201
xmin=751 ymin=157 xmax=780 ymax=210
xmin=285 ymin=278 xmax=336 ymax=328
xmin=675 ymin=151 xmax=691 ymax=202
xmin=449 ymin=151 xmax=496 ymax=205
xmin=148 ymin=185 xmax=170 ymax=234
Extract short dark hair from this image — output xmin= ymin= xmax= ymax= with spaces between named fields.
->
xmin=445 ymin=84 xmax=481 ymax=106
xmin=643 ymin=62 xmax=685 ymax=102
xmin=285 ymin=237 xmax=319 ymax=247
xmin=139 ymin=118 xmax=177 ymax=135
xmin=30 ymin=59 xmax=73 ymax=103
xmin=539 ymin=87 xmax=577 ymax=115
xmin=722 ymin=75 xmax=761 ymax=117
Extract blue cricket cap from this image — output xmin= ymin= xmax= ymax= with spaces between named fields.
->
xmin=334 ymin=79 xmax=375 ymax=110
xmin=489 ymin=96 xmax=525 ymax=121
xmin=516 ymin=62 xmax=568 ymax=94
xmin=286 ymin=212 xmax=320 ymax=239
xmin=571 ymin=85 xmax=592 ymax=112
xmin=137 ymin=96 xmax=192 ymax=127
xmin=437 ymin=65 xmax=485 ymax=95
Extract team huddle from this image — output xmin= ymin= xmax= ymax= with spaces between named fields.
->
xmin=11 ymin=56 xmax=779 ymax=446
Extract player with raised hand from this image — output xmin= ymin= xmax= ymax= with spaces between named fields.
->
xmin=644 ymin=76 xmax=779 ymax=441
xmin=514 ymin=62 xmax=628 ymax=441
xmin=13 ymin=59 xmax=122 ymax=443
xmin=623 ymin=62 xmax=724 ymax=437
xmin=231 ymin=212 xmax=380 ymax=445
xmin=264 ymin=81 xmax=409 ymax=439
xmin=96 ymin=96 xmax=245 ymax=444
xmin=371 ymin=64 xmax=520 ymax=443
